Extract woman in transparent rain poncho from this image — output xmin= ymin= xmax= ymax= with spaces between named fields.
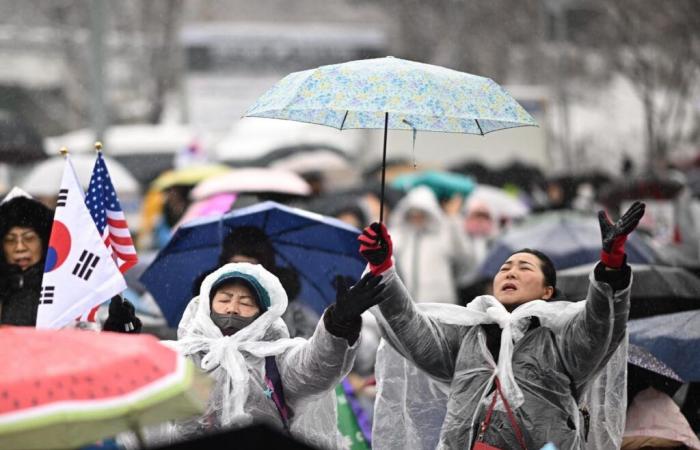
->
xmin=160 ymin=261 xmax=382 ymax=449
xmin=356 ymin=202 xmax=645 ymax=450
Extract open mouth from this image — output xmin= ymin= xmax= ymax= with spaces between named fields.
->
xmin=502 ymin=282 xmax=518 ymax=292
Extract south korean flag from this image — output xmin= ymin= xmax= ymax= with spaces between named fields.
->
xmin=36 ymin=154 xmax=126 ymax=329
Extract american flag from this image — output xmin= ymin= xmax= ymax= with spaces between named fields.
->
xmin=85 ymin=151 xmax=138 ymax=274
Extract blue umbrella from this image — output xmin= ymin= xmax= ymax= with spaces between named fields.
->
xmin=478 ymin=210 xmax=657 ymax=279
xmin=140 ymin=201 xmax=366 ymax=327
xmin=244 ymin=56 xmax=537 ymax=221
xmin=629 ymin=310 xmax=700 ymax=382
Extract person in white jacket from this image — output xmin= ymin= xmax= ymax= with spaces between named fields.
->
xmin=169 ymin=262 xmax=382 ymax=449
xmin=388 ymin=186 xmax=475 ymax=304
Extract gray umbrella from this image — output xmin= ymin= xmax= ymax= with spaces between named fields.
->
xmin=557 ymin=263 xmax=700 ymax=318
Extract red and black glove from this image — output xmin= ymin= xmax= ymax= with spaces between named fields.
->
xmin=598 ymin=201 xmax=646 ymax=269
xmin=358 ymin=222 xmax=393 ymax=276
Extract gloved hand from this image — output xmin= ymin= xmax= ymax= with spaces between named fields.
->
xmin=102 ymin=295 xmax=142 ymax=334
xmin=333 ymin=273 xmax=385 ymax=324
xmin=358 ymin=222 xmax=393 ymax=275
xmin=598 ymin=201 xmax=646 ymax=269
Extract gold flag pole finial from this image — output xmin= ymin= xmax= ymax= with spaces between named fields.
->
xmin=94 ymin=141 xmax=103 ymax=153
xmin=59 ymin=147 xmax=69 ymax=156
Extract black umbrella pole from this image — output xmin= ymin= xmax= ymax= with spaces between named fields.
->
xmin=380 ymin=112 xmax=389 ymax=223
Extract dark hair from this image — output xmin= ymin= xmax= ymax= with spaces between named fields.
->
xmin=510 ymin=248 xmax=556 ymax=289
xmin=218 ymin=226 xmax=276 ymax=270
xmin=0 ymin=197 xmax=54 ymax=264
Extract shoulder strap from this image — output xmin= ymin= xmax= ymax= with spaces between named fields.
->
xmin=479 ymin=377 xmax=528 ymax=450
xmin=264 ymin=355 xmax=290 ymax=432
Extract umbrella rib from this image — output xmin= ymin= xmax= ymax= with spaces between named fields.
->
xmin=274 ymin=238 xmax=362 ymax=258
xmin=339 ymin=110 xmax=349 ymax=130
xmin=475 ymin=119 xmax=484 ymax=136
xmin=267 ymin=221 xmax=323 ymax=238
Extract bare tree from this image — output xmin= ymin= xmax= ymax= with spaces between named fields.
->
xmin=581 ymin=0 xmax=700 ymax=175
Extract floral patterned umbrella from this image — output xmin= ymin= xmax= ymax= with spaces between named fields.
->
xmin=244 ymin=56 xmax=537 ymax=221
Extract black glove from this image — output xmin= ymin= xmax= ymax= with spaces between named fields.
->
xmin=102 ymin=295 xmax=142 ymax=334
xmin=598 ymin=201 xmax=645 ymax=268
xmin=324 ymin=274 xmax=384 ymax=344
xmin=333 ymin=273 xmax=384 ymax=323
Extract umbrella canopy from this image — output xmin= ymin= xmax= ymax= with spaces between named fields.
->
xmin=19 ymin=153 xmax=140 ymax=197
xmin=0 ymin=327 xmax=209 ymax=450
xmin=0 ymin=111 xmax=45 ymax=164
xmin=391 ymin=170 xmax=476 ymax=200
xmin=140 ymin=201 xmax=366 ymax=327
xmin=627 ymin=343 xmax=684 ymax=401
xmin=191 ymin=168 xmax=311 ymax=201
xmin=478 ymin=211 xmax=657 ymax=279
xmin=600 ymin=177 xmax=685 ymax=206
xmin=557 ymin=263 xmax=700 ymax=318
xmin=244 ymin=56 xmax=537 ymax=220
xmin=466 ymin=185 xmax=530 ymax=220
xmin=629 ymin=309 xmax=700 ymax=382
xmin=151 ymin=164 xmax=231 ymax=191
xmin=622 ymin=387 xmax=700 ymax=450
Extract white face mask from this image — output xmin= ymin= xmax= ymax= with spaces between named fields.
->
xmin=209 ymin=311 xmax=260 ymax=336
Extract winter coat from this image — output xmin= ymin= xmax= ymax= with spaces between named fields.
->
xmin=0 ymin=263 xmax=43 ymax=326
xmin=0 ymin=196 xmax=53 ymax=326
xmin=389 ymin=186 xmax=474 ymax=304
xmin=170 ymin=263 xmax=358 ymax=450
xmin=372 ymin=263 xmax=631 ymax=450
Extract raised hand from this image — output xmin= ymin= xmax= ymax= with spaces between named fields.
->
xmin=333 ymin=273 xmax=385 ymax=324
xmin=598 ymin=201 xmax=646 ymax=268
xmin=358 ymin=222 xmax=393 ymax=275
xmin=103 ymin=295 xmax=142 ymax=333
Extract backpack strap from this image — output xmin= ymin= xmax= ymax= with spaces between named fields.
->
xmin=264 ymin=355 xmax=290 ymax=432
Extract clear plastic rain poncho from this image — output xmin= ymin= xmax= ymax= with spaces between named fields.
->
xmin=163 ymin=262 xmax=356 ymax=450
xmin=371 ymin=268 xmax=629 ymax=450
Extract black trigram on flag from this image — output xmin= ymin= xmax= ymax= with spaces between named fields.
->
xmin=72 ymin=250 xmax=100 ymax=281
xmin=40 ymin=285 xmax=55 ymax=304
xmin=56 ymin=189 xmax=68 ymax=207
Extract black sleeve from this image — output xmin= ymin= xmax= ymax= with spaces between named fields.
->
xmin=322 ymin=304 xmax=361 ymax=345
xmin=593 ymin=260 xmax=632 ymax=292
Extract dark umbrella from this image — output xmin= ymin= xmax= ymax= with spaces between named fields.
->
xmin=599 ymin=177 xmax=684 ymax=207
xmin=629 ymin=309 xmax=700 ymax=382
xmin=0 ymin=110 xmax=45 ymax=164
xmin=478 ymin=210 xmax=657 ymax=279
xmin=627 ymin=343 xmax=684 ymax=404
xmin=557 ymin=263 xmax=700 ymax=318
xmin=140 ymin=201 xmax=366 ymax=327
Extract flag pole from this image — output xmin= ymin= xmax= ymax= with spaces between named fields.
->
xmin=94 ymin=141 xmax=103 ymax=153
xmin=59 ymin=147 xmax=69 ymax=157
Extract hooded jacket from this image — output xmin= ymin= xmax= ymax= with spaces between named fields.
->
xmin=371 ymin=263 xmax=631 ymax=450
xmin=0 ymin=196 xmax=53 ymax=326
xmin=169 ymin=263 xmax=358 ymax=449
xmin=389 ymin=186 xmax=474 ymax=304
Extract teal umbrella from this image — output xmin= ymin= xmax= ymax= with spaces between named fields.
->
xmin=244 ymin=56 xmax=537 ymax=221
xmin=392 ymin=170 xmax=476 ymax=200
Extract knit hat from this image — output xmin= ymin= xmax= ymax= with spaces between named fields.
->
xmin=209 ymin=271 xmax=271 ymax=312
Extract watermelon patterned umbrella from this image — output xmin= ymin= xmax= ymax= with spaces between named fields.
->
xmin=0 ymin=327 xmax=210 ymax=450
xmin=244 ymin=56 xmax=537 ymax=221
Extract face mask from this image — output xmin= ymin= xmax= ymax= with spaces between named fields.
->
xmin=210 ymin=311 xmax=259 ymax=336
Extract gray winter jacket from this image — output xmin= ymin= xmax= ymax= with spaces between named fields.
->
xmin=375 ymin=263 xmax=631 ymax=449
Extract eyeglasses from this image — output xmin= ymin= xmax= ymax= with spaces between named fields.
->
xmin=3 ymin=232 xmax=40 ymax=248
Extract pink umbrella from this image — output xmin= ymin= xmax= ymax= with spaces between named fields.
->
xmin=623 ymin=387 xmax=700 ymax=450
xmin=176 ymin=193 xmax=238 ymax=228
xmin=191 ymin=168 xmax=311 ymax=200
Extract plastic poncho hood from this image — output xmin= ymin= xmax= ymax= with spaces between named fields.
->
xmin=169 ymin=262 xmax=301 ymax=426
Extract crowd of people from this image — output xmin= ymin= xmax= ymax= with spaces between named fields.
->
xmin=2 ymin=156 xmax=700 ymax=450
